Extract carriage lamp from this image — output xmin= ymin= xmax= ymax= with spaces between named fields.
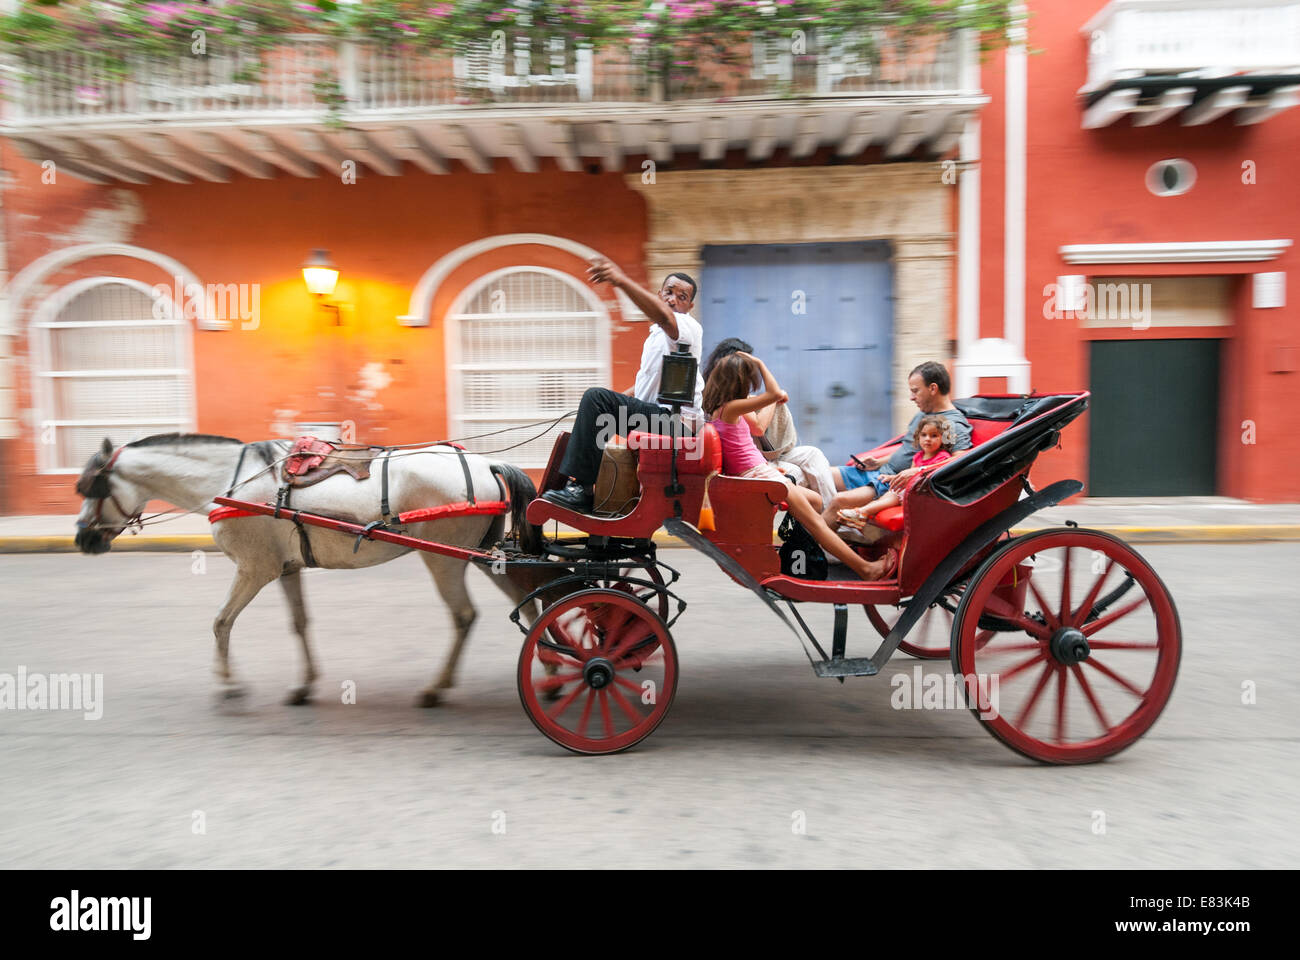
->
xmin=302 ymin=249 xmax=344 ymax=325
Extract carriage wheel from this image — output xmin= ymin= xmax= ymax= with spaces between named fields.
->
xmin=865 ymin=590 xmax=963 ymax=660
xmin=537 ymin=565 xmax=669 ymax=674
xmin=592 ymin=564 xmax=669 ymax=620
xmin=519 ymin=588 xmax=678 ymax=755
xmin=951 ymin=529 xmax=1180 ymax=764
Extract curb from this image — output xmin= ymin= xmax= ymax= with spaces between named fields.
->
xmin=4 ymin=525 xmax=1300 ymax=554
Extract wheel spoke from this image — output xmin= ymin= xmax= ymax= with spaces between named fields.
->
xmin=1070 ymin=558 xmax=1115 ymax=627
xmin=608 ymin=684 xmax=643 ymax=725
xmin=975 ymin=629 xmax=996 ymax=650
xmin=1087 ymin=640 xmax=1160 ymax=650
xmin=1070 ymin=662 xmax=1113 ymax=733
xmin=1054 ymin=666 xmax=1067 ymax=743
xmin=546 ymin=681 xmax=587 ymax=720
xmin=599 ymin=689 xmax=614 ymax=738
xmin=983 ymin=594 xmax=1052 ymax=640
xmin=1082 ymin=656 xmax=1146 ymax=698
xmin=1059 ymin=547 xmax=1072 ymax=626
xmin=1026 ymin=577 xmax=1059 ymax=631
xmin=995 ymin=650 xmax=1048 ymax=684
xmin=534 ymin=671 xmax=583 ymax=692
xmin=612 ymin=673 xmax=646 ymax=695
xmin=577 ymin=688 xmax=595 ymax=736
xmin=980 ymin=640 xmax=1046 ymax=653
xmin=1015 ymin=661 xmax=1056 ymax=728
xmin=1081 ymin=596 xmax=1148 ymax=638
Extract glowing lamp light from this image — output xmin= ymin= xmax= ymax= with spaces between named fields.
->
xmin=302 ymin=249 xmax=339 ymax=297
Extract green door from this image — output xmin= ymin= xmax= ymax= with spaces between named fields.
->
xmin=1088 ymin=339 xmax=1220 ymax=496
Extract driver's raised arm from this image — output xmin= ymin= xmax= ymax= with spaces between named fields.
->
xmin=587 ymin=258 xmax=678 ymax=340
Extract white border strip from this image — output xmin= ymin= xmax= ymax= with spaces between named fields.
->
xmin=1060 ymin=240 xmax=1294 ymax=264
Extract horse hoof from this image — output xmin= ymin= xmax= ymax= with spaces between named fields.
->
xmin=417 ymin=690 xmax=441 ymax=708
xmin=220 ymin=684 xmax=248 ymax=701
xmin=285 ymin=687 xmax=313 ymax=706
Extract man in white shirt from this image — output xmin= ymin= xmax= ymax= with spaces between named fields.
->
xmin=542 ymin=258 xmax=704 ymax=513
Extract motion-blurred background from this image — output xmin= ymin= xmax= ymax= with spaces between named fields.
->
xmin=1 ymin=0 xmax=1295 ymax=510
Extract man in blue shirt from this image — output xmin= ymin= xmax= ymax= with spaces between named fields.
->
xmin=821 ymin=361 xmax=973 ymax=526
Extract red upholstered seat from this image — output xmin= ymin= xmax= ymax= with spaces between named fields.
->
xmin=870 ymin=505 xmax=905 ymax=532
xmin=629 ymin=425 xmax=721 ymax=477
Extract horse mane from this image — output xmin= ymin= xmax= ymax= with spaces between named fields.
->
xmin=125 ymin=433 xmax=244 ymax=449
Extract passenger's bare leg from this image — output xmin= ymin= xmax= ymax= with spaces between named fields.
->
xmin=822 ymin=486 xmax=877 ymax=527
xmin=856 ymin=490 xmax=900 ymax=519
xmin=786 ymin=488 xmax=891 ymax=581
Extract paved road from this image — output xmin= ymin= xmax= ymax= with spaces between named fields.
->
xmin=1 ymin=544 xmax=1296 ymax=868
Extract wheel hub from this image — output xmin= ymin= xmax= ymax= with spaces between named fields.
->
xmin=583 ymin=657 xmax=615 ymax=689
xmin=1049 ymin=626 xmax=1090 ymax=665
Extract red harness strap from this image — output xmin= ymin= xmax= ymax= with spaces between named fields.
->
xmin=209 ymin=506 xmax=259 ymax=523
xmin=396 ymin=500 xmax=508 ymax=524
xmin=209 ymin=499 xmax=508 ymax=525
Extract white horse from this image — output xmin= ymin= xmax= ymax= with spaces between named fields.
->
xmin=73 ymin=433 xmax=557 ymax=706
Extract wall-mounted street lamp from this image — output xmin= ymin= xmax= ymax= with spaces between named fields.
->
xmin=302 ymin=249 xmax=339 ymax=296
xmin=302 ymin=248 xmax=344 ymax=324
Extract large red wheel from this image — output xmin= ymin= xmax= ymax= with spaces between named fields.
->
xmin=865 ymin=591 xmax=962 ymax=660
xmin=951 ymin=529 xmax=1181 ymax=764
xmin=519 ymin=588 xmax=678 ymax=755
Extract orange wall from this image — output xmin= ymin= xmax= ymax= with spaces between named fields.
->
xmin=984 ymin=2 xmax=1300 ymax=500
xmin=4 ymin=156 xmax=653 ymax=513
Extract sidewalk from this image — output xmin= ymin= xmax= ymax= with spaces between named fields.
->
xmin=3 ymin=498 xmax=1298 ymax=552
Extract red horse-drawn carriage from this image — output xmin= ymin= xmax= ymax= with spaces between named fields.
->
xmin=220 ymin=390 xmax=1181 ymax=764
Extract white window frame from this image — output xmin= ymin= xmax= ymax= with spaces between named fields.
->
xmin=32 ymin=276 xmax=197 ymax=474
xmin=446 ymin=265 xmax=611 ymax=468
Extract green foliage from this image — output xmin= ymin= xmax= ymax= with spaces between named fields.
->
xmin=0 ymin=1 xmax=1015 ymax=104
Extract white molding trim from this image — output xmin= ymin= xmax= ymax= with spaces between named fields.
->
xmin=1059 ymin=239 xmax=1294 ymax=264
xmin=1003 ymin=3 xmax=1028 ymax=361
xmin=399 ymin=232 xmax=624 ymax=326
xmin=445 ymin=265 xmax=611 ymax=467
xmin=5 ymin=242 xmax=219 ymax=329
xmin=29 ymin=276 xmax=197 ymax=474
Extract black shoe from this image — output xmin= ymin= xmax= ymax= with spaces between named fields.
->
xmin=541 ymin=481 xmax=594 ymax=513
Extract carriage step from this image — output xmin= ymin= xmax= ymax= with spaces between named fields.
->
xmin=813 ymin=658 xmax=879 ymax=678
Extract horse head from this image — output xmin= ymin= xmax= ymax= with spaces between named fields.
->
xmin=74 ymin=437 xmax=147 ymax=554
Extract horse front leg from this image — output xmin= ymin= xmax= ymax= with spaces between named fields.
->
xmin=278 ymin=569 xmax=318 ymax=705
xmin=213 ymin=567 xmax=276 ymax=699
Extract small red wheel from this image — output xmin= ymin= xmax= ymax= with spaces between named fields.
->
xmin=519 ymin=588 xmax=678 ymax=755
xmin=951 ymin=529 xmax=1181 ymax=764
xmin=865 ymin=591 xmax=962 ymax=660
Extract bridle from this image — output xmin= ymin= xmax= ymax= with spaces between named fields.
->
xmin=76 ymin=447 xmax=144 ymax=536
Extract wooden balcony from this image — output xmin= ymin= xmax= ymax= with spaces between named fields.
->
xmin=1081 ymin=0 xmax=1300 ymax=127
xmin=0 ymin=28 xmax=985 ymax=183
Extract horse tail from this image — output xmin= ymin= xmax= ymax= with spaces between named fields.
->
xmin=489 ymin=462 xmax=543 ymax=555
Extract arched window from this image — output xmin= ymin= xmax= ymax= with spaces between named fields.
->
xmin=32 ymin=278 xmax=196 ymax=472
xmin=446 ymin=267 xmax=610 ymax=467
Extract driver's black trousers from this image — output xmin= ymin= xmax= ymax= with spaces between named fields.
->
xmin=558 ymin=388 xmax=686 ymax=487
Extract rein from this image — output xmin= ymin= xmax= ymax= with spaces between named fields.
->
xmin=80 ymin=410 xmax=576 ymax=533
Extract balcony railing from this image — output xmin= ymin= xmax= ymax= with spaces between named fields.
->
xmin=2 ymin=27 xmax=970 ymax=125
xmin=1083 ymin=0 xmax=1300 ymax=92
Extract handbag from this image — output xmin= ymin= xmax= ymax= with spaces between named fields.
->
xmin=777 ymin=512 xmax=828 ymax=580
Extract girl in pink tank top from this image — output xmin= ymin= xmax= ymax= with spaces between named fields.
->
xmin=702 ymin=352 xmax=895 ymax=582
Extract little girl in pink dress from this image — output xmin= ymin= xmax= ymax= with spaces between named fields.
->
xmin=837 ymin=415 xmax=955 ymax=528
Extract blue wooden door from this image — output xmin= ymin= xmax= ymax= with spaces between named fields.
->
xmin=700 ymin=242 xmax=894 ymax=462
